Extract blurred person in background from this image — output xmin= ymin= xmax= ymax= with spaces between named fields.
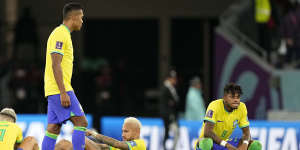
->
xmin=42 ymin=3 xmax=87 ymax=150
xmin=195 ymin=83 xmax=261 ymax=150
xmin=0 ymin=57 xmax=13 ymax=107
xmin=255 ymin=0 xmax=272 ymax=62
xmin=0 ymin=108 xmax=39 ymax=150
xmin=184 ymin=76 xmax=206 ymax=121
xmin=86 ymin=117 xmax=146 ymax=150
xmin=14 ymin=7 xmax=39 ymax=63
xmin=159 ymin=70 xmax=180 ymax=150
xmin=280 ymin=3 xmax=300 ymax=66
xmin=92 ymin=64 xmax=114 ymax=131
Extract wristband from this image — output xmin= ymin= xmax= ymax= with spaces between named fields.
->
xmin=243 ymin=140 xmax=249 ymax=145
xmin=220 ymin=140 xmax=227 ymax=147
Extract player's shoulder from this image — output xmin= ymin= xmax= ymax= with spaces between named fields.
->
xmin=239 ymin=102 xmax=247 ymax=108
xmin=130 ymin=139 xmax=146 ymax=147
xmin=133 ymin=138 xmax=145 ymax=144
xmin=208 ymin=99 xmax=223 ymax=108
xmin=12 ymin=122 xmax=22 ymax=130
xmin=237 ymin=102 xmax=247 ymax=110
xmin=135 ymin=139 xmax=146 ymax=149
xmin=50 ymin=25 xmax=68 ymax=37
xmin=0 ymin=121 xmax=21 ymax=129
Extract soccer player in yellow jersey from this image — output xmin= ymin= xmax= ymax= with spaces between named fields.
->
xmin=86 ymin=117 xmax=146 ymax=150
xmin=42 ymin=2 xmax=88 ymax=150
xmin=0 ymin=108 xmax=39 ymax=150
xmin=195 ymin=83 xmax=262 ymax=150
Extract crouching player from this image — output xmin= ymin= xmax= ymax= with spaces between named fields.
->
xmin=0 ymin=108 xmax=39 ymax=150
xmin=195 ymin=83 xmax=262 ymax=150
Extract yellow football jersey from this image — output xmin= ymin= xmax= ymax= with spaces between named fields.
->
xmin=199 ymin=99 xmax=249 ymax=140
xmin=0 ymin=121 xmax=23 ymax=150
xmin=110 ymin=139 xmax=146 ymax=150
xmin=44 ymin=24 xmax=74 ymax=96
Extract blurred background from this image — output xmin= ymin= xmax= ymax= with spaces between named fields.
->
xmin=1 ymin=0 xmax=300 ymax=149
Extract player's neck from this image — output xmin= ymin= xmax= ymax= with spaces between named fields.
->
xmin=62 ymin=21 xmax=73 ymax=32
xmin=223 ymin=101 xmax=233 ymax=112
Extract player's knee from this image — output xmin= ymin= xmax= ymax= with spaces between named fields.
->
xmin=76 ymin=118 xmax=88 ymax=127
xmin=71 ymin=116 xmax=88 ymax=127
xmin=55 ymin=139 xmax=73 ymax=150
xmin=198 ymin=138 xmax=213 ymax=150
xmin=23 ymin=136 xmax=38 ymax=144
xmin=24 ymin=136 xmax=36 ymax=142
xmin=248 ymin=140 xmax=262 ymax=150
xmin=81 ymin=118 xmax=88 ymax=127
xmin=47 ymin=124 xmax=61 ymax=134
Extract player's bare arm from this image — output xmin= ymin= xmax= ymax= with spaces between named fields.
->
xmin=97 ymin=144 xmax=110 ymax=150
xmin=204 ymin=121 xmax=237 ymax=150
xmin=86 ymin=130 xmax=129 ymax=150
xmin=51 ymin=53 xmax=70 ymax=107
xmin=237 ymin=126 xmax=251 ymax=150
xmin=85 ymin=138 xmax=110 ymax=150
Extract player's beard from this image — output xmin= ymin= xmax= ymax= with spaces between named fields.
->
xmin=224 ymin=100 xmax=237 ymax=111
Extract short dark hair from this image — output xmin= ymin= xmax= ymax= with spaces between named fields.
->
xmin=63 ymin=2 xmax=83 ymax=20
xmin=224 ymin=83 xmax=243 ymax=96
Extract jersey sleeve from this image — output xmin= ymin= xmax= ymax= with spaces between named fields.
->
xmin=203 ymin=101 xmax=218 ymax=124
xmin=16 ymin=126 xmax=23 ymax=143
xmin=49 ymin=31 xmax=66 ymax=56
xmin=239 ymin=103 xmax=250 ymax=128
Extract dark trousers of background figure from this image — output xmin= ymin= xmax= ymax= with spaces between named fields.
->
xmin=285 ymin=47 xmax=300 ymax=64
xmin=258 ymin=23 xmax=272 ymax=62
xmin=162 ymin=114 xmax=179 ymax=150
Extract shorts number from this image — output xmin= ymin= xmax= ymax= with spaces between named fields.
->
xmin=0 ymin=129 xmax=6 ymax=141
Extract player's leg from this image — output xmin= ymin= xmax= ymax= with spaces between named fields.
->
xmin=17 ymin=136 xmax=39 ymax=150
xmin=42 ymin=94 xmax=62 ymax=150
xmin=42 ymin=124 xmax=61 ymax=150
xmin=70 ymin=116 xmax=88 ymax=150
xmin=55 ymin=139 xmax=73 ymax=150
xmin=85 ymin=138 xmax=102 ymax=150
xmin=68 ymin=91 xmax=88 ymax=150
xmin=171 ymin=120 xmax=179 ymax=150
xmin=162 ymin=116 xmax=170 ymax=150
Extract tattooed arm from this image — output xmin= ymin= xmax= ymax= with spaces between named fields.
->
xmin=86 ymin=129 xmax=129 ymax=150
xmin=237 ymin=126 xmax=251 ymax=150
xmin=204 ymin=121 xmax=237 ymax=150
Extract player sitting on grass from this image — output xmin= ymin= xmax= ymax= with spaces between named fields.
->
xmin=195 ymin=83 xmax=262 ymax=150
xmin=86 ymin=117 xmax=146 ymax=150
xmin=0 ymin=108 xmax=39 ymax=150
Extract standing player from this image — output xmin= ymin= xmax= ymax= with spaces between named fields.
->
xmin=86 ymin=117 xmax=146 ymax=150
xmin=195 ymin=83 xmax=262 ymax=150
xmin=0 ymin=108 xmax=39 ymax=150
xmin=42 ymin=3 xmax=87 ymax=150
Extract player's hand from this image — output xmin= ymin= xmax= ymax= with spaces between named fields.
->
xmin=286 ymin=38 xmax=293 ymax=46
xmin=226 ymin=143 xmax=238 ymax=150
xmin=237 ymin=142 xmax=248 ymax=150
xmin=86 ymin=129 xmax=98 ymax=137
xmin=60 ymin=92 xmax=71 ymax=107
